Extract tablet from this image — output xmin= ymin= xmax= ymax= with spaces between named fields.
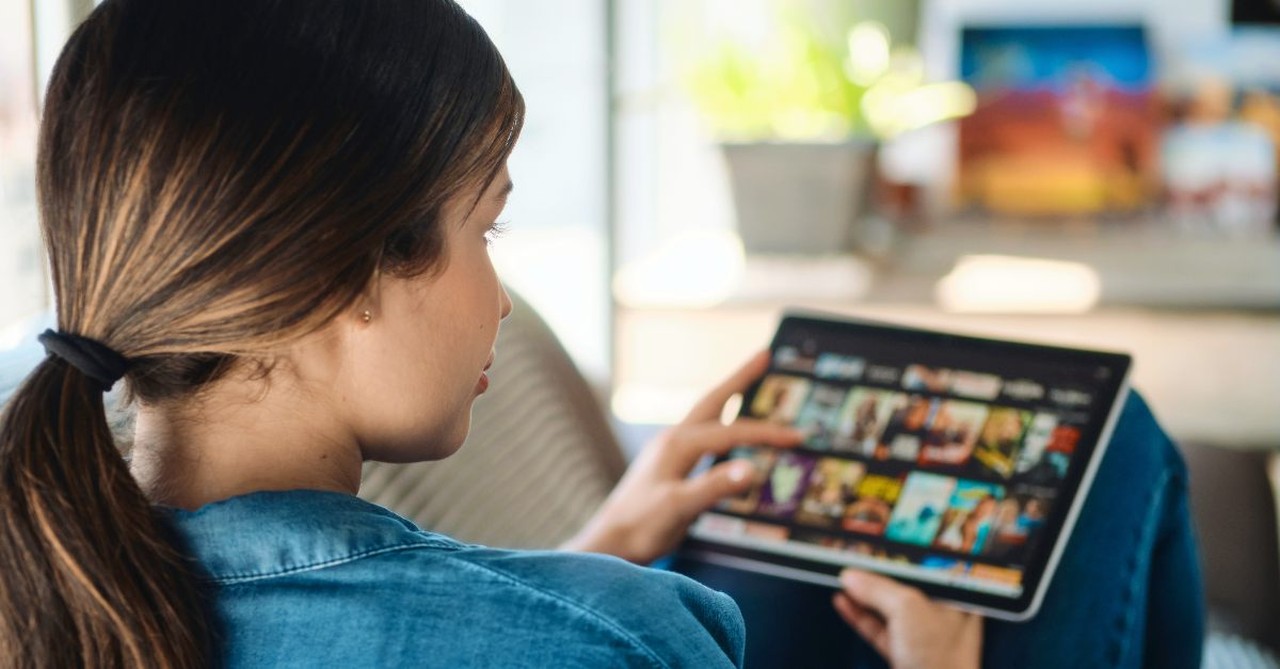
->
xmin=680 ymin=312 xmax=1131 ymax=621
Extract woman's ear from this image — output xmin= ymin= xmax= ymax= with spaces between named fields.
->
xmin=353 ymin=268 xmax=385 ymax=327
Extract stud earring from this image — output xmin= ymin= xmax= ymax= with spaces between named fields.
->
xmin=361 ymin=310 xmax=372 ymax=323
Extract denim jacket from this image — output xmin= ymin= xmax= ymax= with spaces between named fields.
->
xmin=163 ymin=490 xmax=745 ymax=668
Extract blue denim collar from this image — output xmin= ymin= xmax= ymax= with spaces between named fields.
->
xmin=161 ymin=489 xmax=461 ymax=585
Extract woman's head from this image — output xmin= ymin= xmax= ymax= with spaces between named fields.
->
xmin=42 ymin=0 xmax=522 ymax=397
xmin=1 ymin=0 xmax=522 ymax=665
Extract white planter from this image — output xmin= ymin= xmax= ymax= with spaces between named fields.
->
xmin=722 ymin=140 xmax=878 ymax=255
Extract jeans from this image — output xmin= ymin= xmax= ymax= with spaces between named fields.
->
xmin=670 ymin=391 xmax=1206 ymax=669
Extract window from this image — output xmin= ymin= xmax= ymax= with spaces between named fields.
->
xmin=0 ymin=0 xmax=44 ymax=342
xmin=460 ymin=0 xmax=613 ymax=383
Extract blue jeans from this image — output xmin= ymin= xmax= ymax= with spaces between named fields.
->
xmin=670 ymin=391 xmax=1205 ymax=669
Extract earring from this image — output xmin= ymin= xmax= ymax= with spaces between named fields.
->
xmin=361 ymin=310 xmax=372 ymax=323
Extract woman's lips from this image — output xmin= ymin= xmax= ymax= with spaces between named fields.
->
xmin=477 ymin=355 xmax=494 ymax=393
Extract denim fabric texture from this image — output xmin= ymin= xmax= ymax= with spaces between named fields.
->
xmin=163 ymin=492 xmax=745 ymax=668
xmin=672 ymin=390 xmax=1206 ymax=669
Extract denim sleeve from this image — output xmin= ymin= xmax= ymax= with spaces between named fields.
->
xmin=455 ymin=548 xmax=748 ymax=668
xmin=669 ymin=577 xmax=748 ymax=667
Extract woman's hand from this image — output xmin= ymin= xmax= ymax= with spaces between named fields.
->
xmin=563 ymin=351 xmax=805 ymax=564
xmin=834 ymin=569 xmax=983 ymax=669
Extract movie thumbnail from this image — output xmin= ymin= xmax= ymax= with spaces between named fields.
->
xmin=833 ymin=387 xmax=896 ymax=456
xmin=717 ymin=446 xmax=778 ymax=515
xmin=795 ymin=458 xmax=867 ymax=528
xmin=932 ymin=480 xmax=1006 ymax=555
xmin=885 ymin=472 xmax=957 ymax=547
xmin=756 ymin=452 xmax=818 ymax=519
xmin=841 ymin=473 xmax=904 ymax=536
xmin=794 ymin=383 xmax=850 ymax=450
xmin=973 ymin=407 xmax=1033 ymax=478
xmin=917 ymin=400 xmax=990 ymax=468
xmin=877 ymin=395 xmax=936 ymax=462
xmin=981 ymin=491 xmax=1052 ymax=561
xmin=749 ymin=374 xmax=812 ymax=425
xmin=1014 ymin=414 xmax=1080 ymax=485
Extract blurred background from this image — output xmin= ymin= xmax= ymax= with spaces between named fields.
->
xmin=1 ymin=0 xmax=1278 ymax=661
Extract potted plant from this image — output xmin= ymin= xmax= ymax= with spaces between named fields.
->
xmin=685 ymin=9 xmax=973 ymax=255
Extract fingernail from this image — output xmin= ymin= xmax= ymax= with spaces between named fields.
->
xmin=728 ymin=460 xmax=755 ymax=483
xmin=839 ymin=569 xmax=860 ymax=588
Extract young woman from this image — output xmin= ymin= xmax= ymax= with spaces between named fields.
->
xmin=0 ymin=1 xmax=1202 ymax=668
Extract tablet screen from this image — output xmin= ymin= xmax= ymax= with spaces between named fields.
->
xmin=682 ymin=313 xmax=1131 ymax=620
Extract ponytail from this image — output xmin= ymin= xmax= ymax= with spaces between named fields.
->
xmin=0 ymin=359 xmax=211 ymax=667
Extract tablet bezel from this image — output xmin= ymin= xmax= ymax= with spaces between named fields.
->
xmin=679 ymin=311 xmax=1132 ymax=621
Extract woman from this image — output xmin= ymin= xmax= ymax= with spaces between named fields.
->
xmin=0 ymin=1 xmax=1201 ymax=668
xmin=0 ymin=1 xmax=976 ymax=667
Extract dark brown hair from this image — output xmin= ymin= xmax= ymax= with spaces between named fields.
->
xmin=0 ymin=0 xmax=523 ymax=666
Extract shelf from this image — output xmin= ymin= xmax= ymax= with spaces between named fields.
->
xmin=881 ymin=220 xmax=1280 ymax=309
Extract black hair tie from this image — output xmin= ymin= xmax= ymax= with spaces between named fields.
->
xmin=37 ymin=329 xmax=130 ymax=393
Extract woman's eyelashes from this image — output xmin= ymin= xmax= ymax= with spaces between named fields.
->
xmin=484 ymin=220 xmax=509 ymax=245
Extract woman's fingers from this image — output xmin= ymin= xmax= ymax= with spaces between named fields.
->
xmin=839 ymin=568 xmax=918 ymax=619
xmin=673 ymin=459 xmax=758 ymax=520
xmin=836 ymin=568 xmax=984 ymax=669
xmin=832 ymin=593 xmax=890 ymax=658
xmin=656 ymin=419 xmax=804 ymax=475
xmin=680 ymin=350 xmax=770 ymax=425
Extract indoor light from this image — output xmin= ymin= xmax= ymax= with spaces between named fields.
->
xmin=846 ymin=21 xmax=891 ymax=86
xmin=935 ymin=255 xmax=1102 ymax=313
xmin=613 ymin=229 xmax=746 ymax=308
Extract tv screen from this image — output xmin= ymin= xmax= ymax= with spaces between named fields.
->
xmin=1234 ymin=0 xmax=1280 ymax=25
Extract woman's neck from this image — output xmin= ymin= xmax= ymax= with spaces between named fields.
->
xmin=130 ymin=374 xmax=363 ymax=510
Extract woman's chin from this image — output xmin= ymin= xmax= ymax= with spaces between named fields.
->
xmin=362 ymin=425 xmax=471 ymax=464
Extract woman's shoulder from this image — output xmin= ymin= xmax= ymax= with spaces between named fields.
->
xmin=456 ymin=544 xmax=745 ymax=626
xmin=374 ymin=544 xmax=745 ymax=666
xmin=286 ymin=538 xmax=745 ymax=668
